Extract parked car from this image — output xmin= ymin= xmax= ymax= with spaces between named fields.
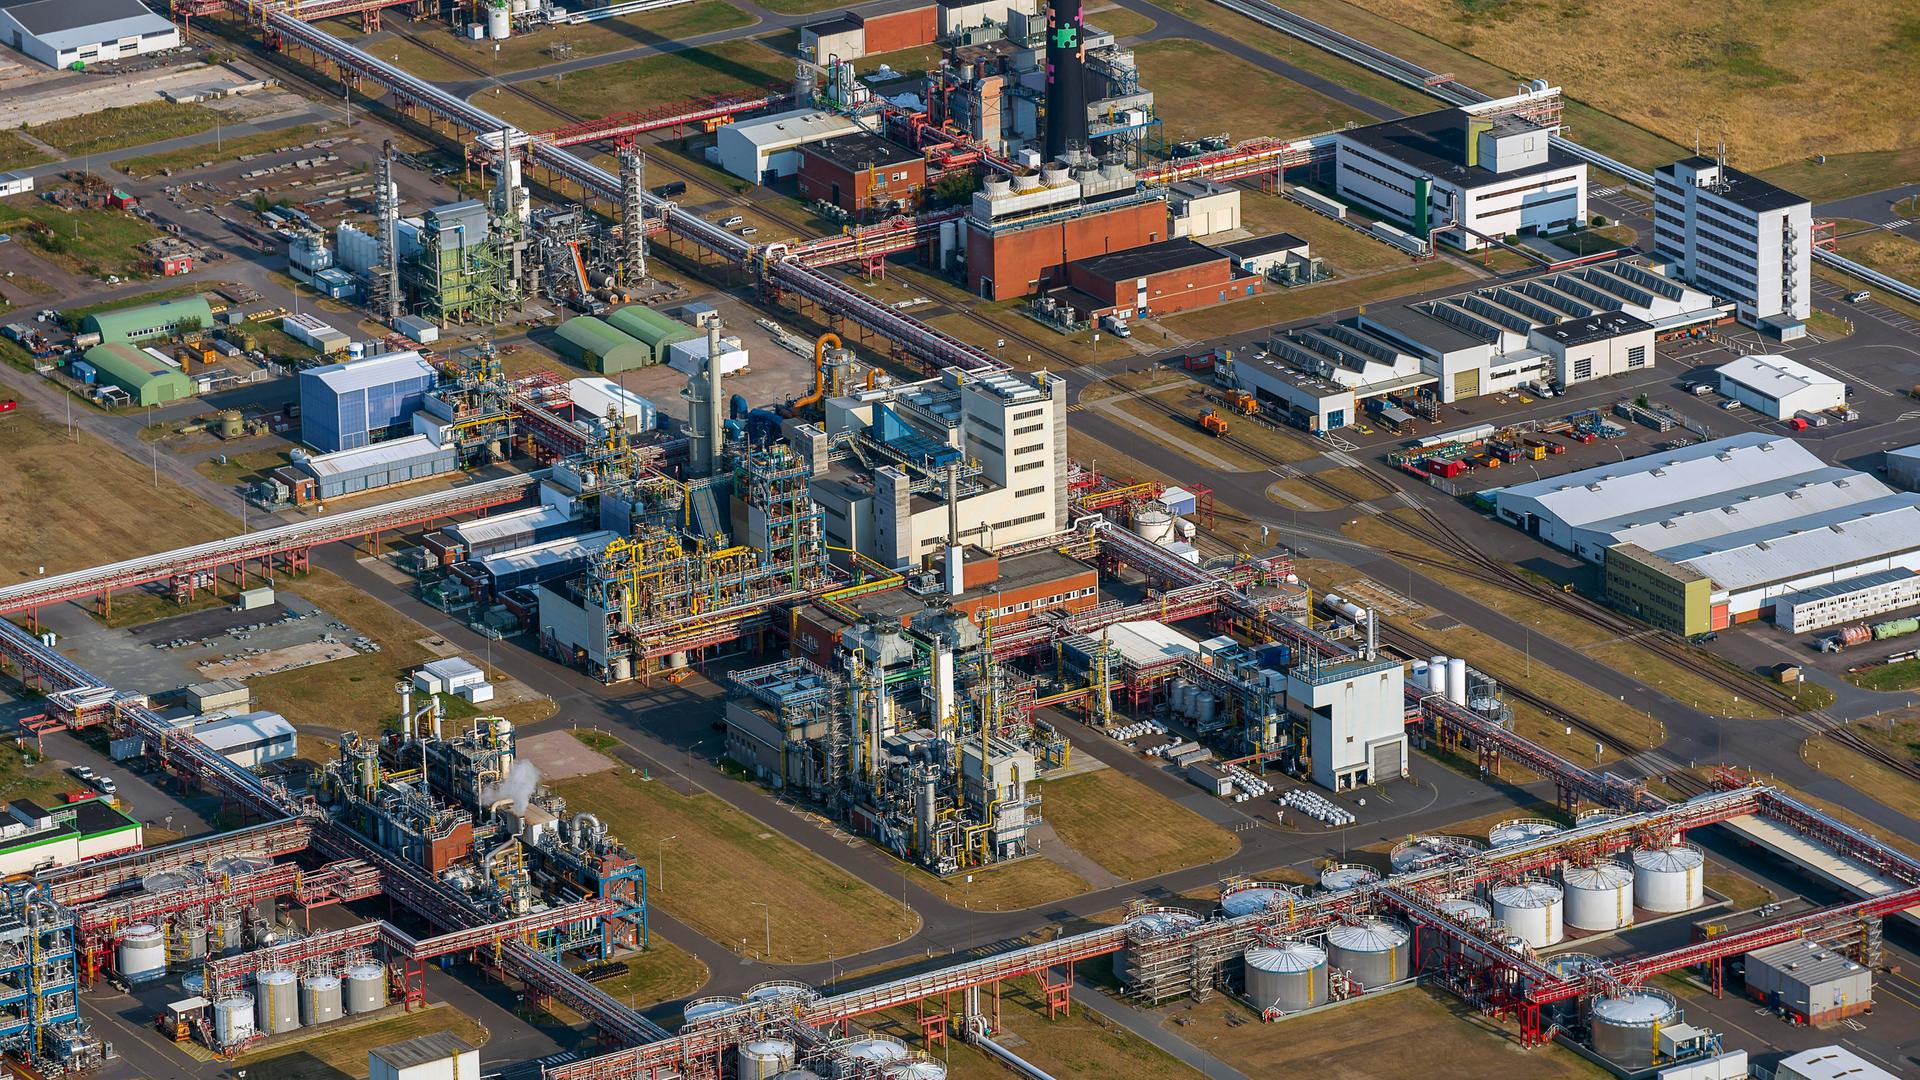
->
xmin=92 ymin=775 xmax=118 ymax=796
xmin=67 ymin=764 xmax=94 ymax=781
xmin=1720 ymin=400 xmax=1744 ymax=411
xmin=1847 ymin=290 xmax=1871 ymax=304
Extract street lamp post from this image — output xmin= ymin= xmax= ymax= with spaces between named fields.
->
xmin=751 ymin=901 xmax=770 ymax=960
xmin=656 ymin=834 xmax=677 ymax=897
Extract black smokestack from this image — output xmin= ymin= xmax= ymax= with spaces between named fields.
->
xmin=1043 ymin=0 xmax=1089 ymax=161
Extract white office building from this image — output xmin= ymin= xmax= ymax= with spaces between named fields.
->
xmin=1652 ymin=156 xmax=1811 ymax=337
xmin=1332 ymin=97 xmax=1585 ymax=252
xmin=716 ymin=109 xmax=860 ymax=183
xmin=1285 ymin=655 xmax=1408 ymax=792
xmin=0 ymin=0 xmax=179 ymax=69
xmin=1715 ymin=353 xmax=1846 ymax=419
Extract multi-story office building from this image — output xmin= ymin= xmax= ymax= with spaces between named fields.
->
xmin=1652 ymin=156 xmax=1811 ymax=337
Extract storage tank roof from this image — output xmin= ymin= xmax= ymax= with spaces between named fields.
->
xmin=1326 ymin=918 xmax=1409 ymax=951
xmin=1563 ymin=862 xmax=1634 ymax=888
xmin=1220 ymin=884 xmax=1296 ymax=918
xmin=1245 ymin=942 xmax=1325 ymax=972
xmin=1591 ymin=990 xmax=1674 ymax=1024
xmin=1633 ymin=845 xmax=1704 ymax=872
xmin=1491 ymin=881 xmax=1562 ymax=908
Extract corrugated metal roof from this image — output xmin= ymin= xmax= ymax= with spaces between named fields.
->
xmin=82 ymin=343 xmax=195 ymax=392
xmin=1099 ymin=620 xmax=1200 ymax=667
xmin=446 ymin=505 xmax=572 ymax=546
xmin=1718 ymin=353 xmax=1843 ymax=398
xmin=1775 ymin=567 xmax=1916 ymax=607
xmin=306 ymin=350 xmax=434 ymax=394
xmin=1664 ymin=494 xmax=1920 ymax=590
xmin=193 ymin=711 xmax=295 ymax=750
xmin=82 ymin=296 xmax=213 ymax=342
xmin=478 ymin=531 xmax=617 ymax=577
xmin=1748 ymin=939 xmax=1868 ymax=988
xmin=606 ymin=306 xmax=697 ymax=349
xmin=1598 ymin=468 xmax=1890 ymax=552
xmin=1774 ymin=1046 xmax=1897 ymax=1080
xmin=1495 ymin=434 xmax=1820 ymax=528
xmin=33 ymin=10 xmax=175 ymax=47
xmin=298 ymin=434 xmax=447 ymax=478
xmin=556 ymin=317 xmax=646 ymax=358
xmin=368 ymin=1031 xmax=477 ymax=1070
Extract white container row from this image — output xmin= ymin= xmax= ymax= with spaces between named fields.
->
xmin=1279 ymin=788 xmax=1355 ymax=826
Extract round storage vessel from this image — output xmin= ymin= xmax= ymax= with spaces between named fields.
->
xmin=884 ymin=1057 xmax=946 ymax=1080
xmin=1436 ymin=897 xmax=1492 ymax=923
xmin=745 ymin=980 xmax=812 ymax=1005
xmin=1133 ymin=508 xmax=1175 ymax=544
xmin=1243 ymin=941 xmax=1327 ymax=1013
xmin=345 ymin=963 xmax=386 ymax=1014
xmin=209 ymin=908 xmax=244 ymax=956
xmin=1115 ymin=909 xmax=1202 ymax=985
xmin=1540 ymin=953 xmax=1603 ymax=1023
xmin=256 ymin=969 xmax=300 ymax=1034
xmin=1390 ymin=835 xmax=1485 ymax=874
xmin=738 ymin=1038 xmax=797 ymax=1080
xmin=1632 ymin=845 xmax=1704 ymax=912
xmin=143 ymin=870 xmax=191 ymax=894
xmin=1491 ymin=880 xmax=1564 ymax=948
xmin=182 ymin=972 xmax=206 ymax=996
xmin=1219 ymin=882 xmax=1297 ymax=919
xmin=300 ymin=974 xmax=342 ymax=1026
xmin=1489 ymin=818 xmax=1563 ymax=848
xmin=1575 ymin=808 xmax=1627 ymax=828
xmin=836 ymin=1035 xmax=908 ymax=1077
xmin=1562 ymin=862 xmax=1635 ymax=931
xmin=1590 ymin=988 xmax=1678 ymax=1070
xmin=681 ymin=996 xmax=740 ymax=1029
xmin=117 ymin=924 xmax=166 ymax=982
xmin=213 ymin=994 xmax=254 ymax=1047
xmin=169 ymin=916 xmax=208 ymax=968
xmin=1319 ymin=864 xmax=1380 ymax=892
xmin=1325 ymin=918 xmax=1410 ymax=989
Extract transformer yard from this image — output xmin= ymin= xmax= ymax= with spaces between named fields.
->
xmin=1 ymin=0 xmax=1919 ymax=1075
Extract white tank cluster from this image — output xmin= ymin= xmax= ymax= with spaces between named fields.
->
xmin=834 ymin=1034 xmax=909 ymax=1078
xmin=1415 ymin=654 xmax=1470 ymax=706
xmin=1562 ymin=860 xmax=1635 ymax=931
xmin=300 ymin=974 xmax=343 ymax=1026
xmin=681 ymin=995 xmax=741 ymax=1029
xmin=1318 ymin=863 xmax=1380 ymax=892
xmin=1280 ymin=788 xmax=1355 ymax=826
xmin=1490 ymin=879 xmax=1565 ymax=948
xmin=738 ymin=1038 xmax=798 ymax=1080
xmin=256 ymin=969 xmax=300 ymax=1034
xmin=1244 ymin=940 xmax=1328 ymax=1013
xmin=1320 ymin=592 xmax=1369 ymax=625
xmin=1164 ymin=679 xmax=1220 ymax=726
xmin=1632 ymin=844 xmax=1705 ymax=912
xmin=1325 ymin=917 xmax=1411 ymax=988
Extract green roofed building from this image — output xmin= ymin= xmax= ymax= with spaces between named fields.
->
xmin=80 ymin=343 xmax=196 ymax=406
xmin=555 ymin=316 xmax=653 ymax=375
xmin=80 ymin=296 xmax=214 ymax=345
xmin=607 ymin=305 xmax=696 ymax=363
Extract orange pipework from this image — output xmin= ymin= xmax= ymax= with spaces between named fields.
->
xmin=795 ymin=332 xmax=841 ymax=412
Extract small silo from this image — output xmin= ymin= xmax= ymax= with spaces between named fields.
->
xmin=1491 ymin=880 xmax=1565 ymax=948
xmin=300 ymin=973 xmax=343 ymax=1026
xmin=208 ymin=907 xmax=244 ymax=956
xmin=213 ymin=994 xmax=255 ymax=1047
xmin=1243 ymin=941 xmax=1327 ymax=1013
xmin=345 ymin=963 xmax=386 ymax=1014
xmin=1390 ymin=835 xmax=1486 ymax=874
xmin=256 ymin=969 xmax=300 ymax=1034
xmin=1132 ymin=507 xmax=1175 ymax=544
xmin=1540 ymin=953 xmax=1603 ymax=1026
xmin=1325 ymin=918 xmax=1411 ymax=989
xmin=744 ymin=980 xmax=814 ymax=1006
xmin=1114 ymin=908 xmax=1202 ymax=986
xmin=1218 ymin=882 xmax=1298 ymax=919
xmin=1319 ymin=864 xmax=1381 ymax=892
xmin=1589 ymin=988 xmax=1678 ymax=1070
xmin=1631 ymin=845 xmax=1704 ymax=912
xmin=738 ymin=1038 xmax=798 ymax=1080
xmin=1488 ymin=817 xmax=1564 ymax=849
xmin=1436 ymin=896 xmax=1491 ymax=924
xmin=680 ymin=996 xmax=741 ymax=1029
xmin=1562 ymin=862 xmax=1635 ymax=931
xmin=884 ymin=1056 xmax=947 ymax=1080
xmin=117 ymin=924 xmax=167 ymax=984
xmin=168 ymin=914 xmax=208 ymax=969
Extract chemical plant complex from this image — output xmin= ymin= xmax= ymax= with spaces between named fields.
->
xmin=1 ymin=0 xmax=1919 ymax=1079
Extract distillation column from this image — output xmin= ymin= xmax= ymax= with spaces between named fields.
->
xmin=619 ymin=147 xmax=647 ymax=287
xmin=371 ymin=140 xmax=402 ymax=325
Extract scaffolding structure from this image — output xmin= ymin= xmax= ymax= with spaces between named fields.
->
xmin=0 ymin=885 xmax=81 ymax=1067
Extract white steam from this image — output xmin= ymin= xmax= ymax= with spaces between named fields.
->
xmin=485 ymin=759 xmax=542 ymax=815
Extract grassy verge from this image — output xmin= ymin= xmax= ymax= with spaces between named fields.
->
xmin=235 ymin=1005 xmax=485 ymax=1077
xmin=1705 ymin=864 xmax=1776 ymax=911
xmin=91 ymin=586 xmax=231 ymax=630
xmin=543 ymin=941 xmax=707 ymax=1024
xmin=1088 ymin=3 xmax=1157 ymax=36
xmin=1144 ymin=0 xmax=1434 ymax=115
xmin=1760 ymin=149 xmax=1920 ymax=203
xmin=196 ymin=449 xmax=292 ymax=488
xmin=557 ymin=753 xmax=920 ymax=961
xmin=0 ymin=129 xmax=54 ymax=171
xmin=1238 ymin=188 xmax=1409 ymax=273
xmin=522 ymin=39 xmax=790 ymax=116
xmin=1039 ymin=768 xmax=1239 ymax=882
xmin=59 ymin=283 xmax=217 ymax=328
xmin=1553 ymin=225 xmax=1639 ymax=258
xmin=115 ymin=123 xmax=340 ymax=178
xmin=1845 ymin=657 xmax=1920 ymax=692
xmin=1159 ymin=261 xmax=1473 ymax=337
xmin=27 ymin=102 xmax=223 ymax=159
xmin=0 ymin=741 xmax=69 ymax=804
xmin=1807 ymin=309 xmax=1854 ymax=340
xmin=0 ymin=199 xmax=166 ymax=280
xmin=399 ymin=1 xmax=755 ymax=76
xmin=1134 ymin=38 xmax=1368 ymax=143
xmin=1836 ymin=228 xmax=1920 ymax=288
xmin=852 ymin=44 xmax=945 ymax=78
xmin=911 ymin=856 xmax=1089 ymax=912
xmin=1802 ymin=721 xmax=1920 ymax=821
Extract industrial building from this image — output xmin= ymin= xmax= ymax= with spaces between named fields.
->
xmin=282 ymin=312 xmax=351 ymax=355
xmin=1286 ymin=653 xmax=1408 ymax=791
xmin=717 ymin=109 xmax=862 ymax=183
xmin=287 ymin=434 xmax=458 ymax=503
xmin=1331 ymin=97 xmax=1586 ymax=251
xmin=1215 ymin=232 xmax=1311 ymax=277
xmin=75 ymin=342 xmax=195 ymax=405
xmin=369 ymin=1032 xmax=481 ymax=1080
xmin=1741 ymin=939 xmax=1872 ymax=1024
xmin=192 ymin=711 xmax=299 ymax=770
xmin=797 ymin=132 xmax=928 ymax=217
xmin=299 ymin=350 xmax=440 ymax=453
xmin=555 ymin=317 xmax=651 ymax=375
xmin=1715 ymin=353 xmax=1846 ymax=419
xmin=427 ymin=504 xmax=583 ymax=565
xmin=607 ymin=306 xmax=698 ymax=365
xmin=1774 ymin=1047 xmax=1900 ymax=1080
xmin=1056 ymin=238 xmax=1261 ymax=320
xmin=0 ymin=796 xmax=142 ymax=876
xmin=798 ymin=2 xmax=939 ymax=62
xmin=1772 ymin=568 xmax=1920 ymax=635
xmin=1653 ymin=156 xmax=1811 ymax=337
xmin=80 ymin=295 xmax=214 ymax=345
xmin=0 ymin=0 xmax=180 ymax=68
xmin=964 ymin=157 xmax=1164 ymax=300
xmin=566 ymin=377 xmax=658 ymax=434
xmin=1888 ymin=443 xmax=1920 ymax=491
xmin=1166 ymin=181 xmax=1240 ymax=239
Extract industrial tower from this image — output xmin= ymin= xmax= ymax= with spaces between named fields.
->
xmin=618 ymin=147 xmax=646 ymax=288
xmin=1043 ymin=0 xmax=1090 ymax=161
xmin=370 ymin=139 xmax=402 ymax=325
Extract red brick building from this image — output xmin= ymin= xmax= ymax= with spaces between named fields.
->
xmin=966 ymin=199 xmax=1165 ymax=301
xmin=1061 ymin=237 xmax=1260 ymax=319
xmin=797 ymin=133 xmax=927 ymax=217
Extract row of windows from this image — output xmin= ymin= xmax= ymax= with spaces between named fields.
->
xmin=1013 ymin=442 xmax=1046 ymax=455
xmin=972 ymin=417 xmax=1002 ymax=436
xmin=1013 ymin=408 xmax=1045 ymax=422
xmin=983 ymin=585 xmax=1097 ymax=619
xmin=1012 ymin=422 xmax=1045 ymax=436
xmin=1474 ymin=189 xmax=1577 ymax=218
xmin=1013 ymin=460 xmax=1046 ymax=473
xmin=1342 ymin=161 xmax=1413 ymax=200
xmin=1343 ymin=145 xmax=1420 ymax=185
xmin=1015 ymin=485 xmax=1046 ymax=498
xmin=1471 ymin=173 xmax=1581 ymax=204
xmin=989 ymin=511 xmax=1048 ymax=531
xmin=1697 ymin=229 xmax=1758 ymax=266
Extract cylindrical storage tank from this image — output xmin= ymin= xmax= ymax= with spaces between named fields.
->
xmin=1390 ymin=834 xmax=1486 ymax=874
xmin=256 ymin=969 xmax=299 ymax=1034
xmin=300 ymin=974 xmax=342 ymax=1026
xmin=1540 ymin=953 xmax=1603 ymax=1025
xmin=219 ymin=410 xmax=245 ymax=438
xmin=345 ymin=963 xmax=386 ymax=1014
xmin=1447 ymin=657 xmax=1468 ymax=705
xmin=1319 ymin=863 xmax=1380 ymax=892
xmin=213 ymin=994 xmax=254 ymax=1047
xmin=486 ymin=1 xmax=510 ymax=38
xmin=744 ymin=981 xmax=814 ymax=1007
xmin=1218 ymin=882 xmax=1297 ymax=919
xmin=836 ymin=1035 xmax=909 ymax=1077
xmin=1589 ymin=988 xmax=1678 ymax=1070
xmin=1436 ymin=896 xmax=1491 ymax=924
xmin=1115 ymin=909 xmax=1202 ymax=986
xmin=1243 ymin=941 xmax=1327 ymax=1013
xmin=117 ymin=924 xmax=166 ymax=982
xmin=1132 ymin=507 xmax=1175 ymax=544
xmin=884 ymin=1057 xmax=947 ymax=1080
xmin=209 ymin=908 xmax=243 ymax=956
xmin=1428 ymin=655 xmax=1449 ymax=699
xmin=1196 ymin=692 xmax=1217 ymax=725
xmin=680 ymin=996 xmax=740 ymax=1029
xmin=169 ymin=915 xmax=208 ymax=967
xmin=738 ymin=1038 xmax=798 ymax=1080
xmin=1562 ymin=862 xmax=1635 ymax=931
xmin=1490 ymin=881 xmax=1564 ymax=948
xmin=1409 ymin=659 xmax=1429 ymax=689
xmin=1631 ymin=845 xmax=1704 ymax=912
xmin=1489 ymin=818 xmax=1564 ymax=849
xmin=1575 ymin=808 xmax=1627 ymax=828
xmin=1325 ymin=918 xmax=1411 ymax=989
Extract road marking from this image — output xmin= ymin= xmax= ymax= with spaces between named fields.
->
xmin=1065 ymin=403 xmax=1085 ymax=413
xmin=1590 ymin=186 xmax=1619 ymax=197
xmin=1883 ymin=219 xmax=1913 ymax=230
xmin=1795 ymin=354 xmax=1892 ymax=395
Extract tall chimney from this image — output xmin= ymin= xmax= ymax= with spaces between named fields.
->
xmin=944 ymin=463 xmax=965 ymax=596
xmin=705 ymin=321 xmax=727 ymax=476
xmin=1042 ymin=0 xmax=1089 ymax=161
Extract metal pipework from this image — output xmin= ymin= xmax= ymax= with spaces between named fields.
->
xmin=795 ymin=331 xmax=841 ymax=412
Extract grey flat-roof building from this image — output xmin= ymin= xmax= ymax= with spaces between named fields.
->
xmin=0 ymin=0 xmax=179 ymax=69
xmin=1742 ymin=939 xmax=1871 ymax=1023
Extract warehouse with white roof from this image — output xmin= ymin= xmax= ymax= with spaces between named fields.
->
xmin=717 ymin=109 xmax=861 ymax=182
xmin=0 ymin=0 xmax=179 ymax=68
xmin=1716 ymin=353 xmax=1846 ymax=419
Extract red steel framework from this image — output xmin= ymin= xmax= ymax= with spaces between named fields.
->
xmin=37 ymin=818 xmax=315 ymax=905
xmin=537 ymin=87 xmax=790 ymax=148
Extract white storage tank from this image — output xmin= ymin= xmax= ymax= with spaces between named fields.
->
xmin=1325 ymin=918 xmax=1410 ymax=989
xmin=1446 ymin=657 xmax=1467 ymax=705
xmin=884 ymin=1056 xmax=947 ymax=1080
xmin=738 ymin=1038 xmax=797 ymax=1080
xmin=1428 ymin=655 xmax=1449 ymax=699
xmin=168 ymin=915 xmax=208 ymax=968
xmin=1631 ymin=844 xmax=1704 ymax=912
xmin=1115 ymin=908 xmax=1202 ymax=985
xmin=213 ymin=994 xmax=254 ymax=1047
xmin=1436 ymin=896 xmax=1491 ymax=923
xmin=1243 ymin=940 xmax=1327 ymax=1013
xmin=1575 ymin=808 xmax=1627 ymax=827
xmin=1589 ymin=988 xmax=1678 ymax=1070
xmin=1491 ymin=880 xmax=1564 ymax=948
xmin=1218 ymin=882 xmax=1298 ymax=919
xmin=1488 ymin=817 xmax=1563 ymax=849
xmin=1562 ymin=861 xmax=1635 ymax=931
xmin=118 ymin=924 xmax=167 ymax=983
xmin=300 ymin=973 xmax=343 ymax=1026
xmin=744 ymin=980 xmax=812 ymax=1005
xmin=345 ymin=963 xmax=386 ymax=1014
xmin=1133 ymin=507 xmax=1175 ymax=544
xmin=836 ymin=1035 xmax=909 ymax=1077
xmin=256 ymin=969 xmax=300 ymax=1034
xmin=1389 ymin=834 xmax=1485 ymax=874
xmin=486 ymin=1 xmax=510 ymax=38
xmin=681 ymin=995 xmax=740 ymax=1028
xmin=1318 ymin=863 xmax=1380 ymax=892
